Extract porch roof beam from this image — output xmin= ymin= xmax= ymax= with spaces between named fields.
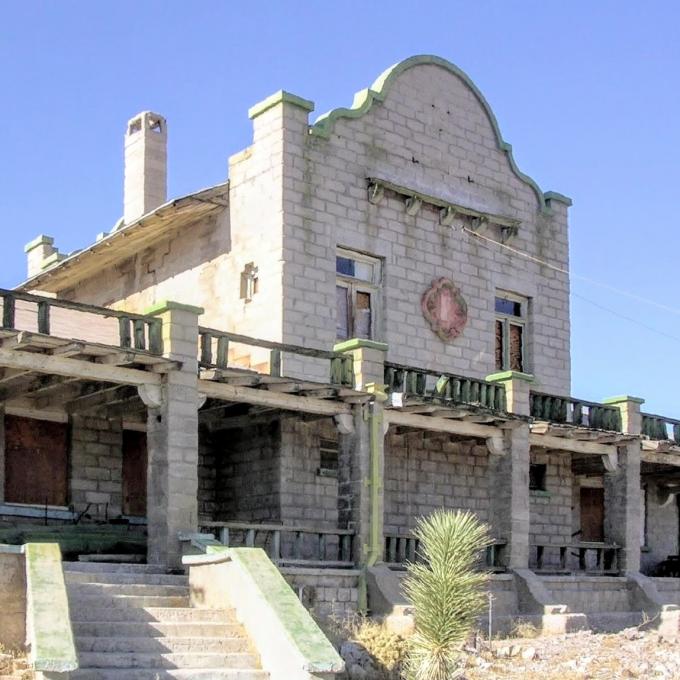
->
xmin=385 ymin=409 xmax=502 ymax=439
xmin=198 ymin=380 xmax=351 ymax=417
xmin=530 ymin=433 xmax=616 ymax=455
xmin=0 ymin=348 xmax=160 ymax=388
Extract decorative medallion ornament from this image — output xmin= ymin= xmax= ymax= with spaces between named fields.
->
xmin=421 ymin=278 xmax=468 ymax=341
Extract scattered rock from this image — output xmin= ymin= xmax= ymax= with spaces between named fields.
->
xmin=520 ymin=646 xmax=537 ymax=661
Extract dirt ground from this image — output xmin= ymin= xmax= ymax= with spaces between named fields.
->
xmin=462 ymin=628 xmax=680 ymax=679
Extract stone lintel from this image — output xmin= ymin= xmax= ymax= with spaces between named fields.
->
xmin=248 ymin=90 xmax=315 ymax=119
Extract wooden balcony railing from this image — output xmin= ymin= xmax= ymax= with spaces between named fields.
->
xmin=530 ymin=392 xmax=622 ymax=432
xmin=0 ymin=288 xmax=163 ymax=354
xmin=531 ymin=541 xmax=620 ymax=575
xmin=384 ymin=533 xmax=507 ymax=572
xmin=200 ymin=521 xmax=355 ymax=568
xmin=384 ymin=363 xmax=506 ymax=412
xmin=641 ymin=413 xmax=680 ymax=444
xmin=198 ymin=327 xmax=354 ymax=387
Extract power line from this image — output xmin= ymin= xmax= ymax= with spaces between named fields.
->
xmin=462 ymin=226 xmax=680 ymax=318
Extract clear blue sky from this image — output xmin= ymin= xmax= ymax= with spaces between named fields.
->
xmin=1 ymin=1 xmax=679 ymax=416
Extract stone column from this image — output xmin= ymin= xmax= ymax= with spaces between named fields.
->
xmin=143 ymin=301 xmax=203 ymax=569
xmin=603 ymin=396 xmax=644 ymax=573
xmin=0 ymin=405 xmax=4 ymax=504
xmin=335 ymin=340 xmax=388 ymax=569
xmin=486 ymin=371 xmax=534 ymax=569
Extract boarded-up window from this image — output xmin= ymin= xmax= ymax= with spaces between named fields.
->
xmin=336 ymin=250 xmax=381 ymax=341
xmin=5 ymin=416 xmax=68 ymax=506
xmin=495 ymin=320 xmax=504 ymax=370
xmin=509 ymin=324 xmax=523 ymax=372
xmin=336 ymin=286 xmax=350 ymax=341
xmin=355 ymin=291 xmax=372 ymax=339
xmin=495 ymin=293 xmax=527 ymax=372
xmin=122 ymin=430 xmax=147 ymax=516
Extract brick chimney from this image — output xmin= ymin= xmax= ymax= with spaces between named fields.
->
xmin=124 ymin=111 xmax=167 ymax=225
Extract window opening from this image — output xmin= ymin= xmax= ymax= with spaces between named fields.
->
xmin=495 ymin=293 xmax=527 ymax=372
xmin=335 ymin=249 xmax=381 ymax=341
xmin=529 ymin=463 xmax=547 ymax=491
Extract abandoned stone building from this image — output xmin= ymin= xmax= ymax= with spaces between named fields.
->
xmin=0 ymin=54 xmax=679 ymax=677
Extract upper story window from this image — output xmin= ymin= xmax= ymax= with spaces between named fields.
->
xmin=495 ymin=293 xmax=527 ymax=372
xmin=336 ymin=249 xmax=381 ymax=341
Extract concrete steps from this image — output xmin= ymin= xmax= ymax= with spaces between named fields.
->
xmin=64 ymin=562 xmax=268 ymax=678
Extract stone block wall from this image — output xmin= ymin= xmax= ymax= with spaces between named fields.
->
xmin=70 ymin=416 xmax=123 ymax=519
xmin=539 ymin=576 xmax=631 ymax=613
xmin=529 ymin=450 xmax=572 ymax=553
xmin=280 ymin=567 xmax=360 ymax=623
xmin=651 ymin=578 xmax=680 ymax=605
xmin=279 ymin=418 xmax=339 ymax=528
xmin=383 ymin=430 xmax=490 ymax=535
xmin=212 ymin=421 xmax=282 ymax=522
xmin=278 ymin=59 xmax=571 ymax=395
xmin=197 ymin=425 xmax=217 ymax=520
xmin=641 ymin=483 xmax=679 ymax=574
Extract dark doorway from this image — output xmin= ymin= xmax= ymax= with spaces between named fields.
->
xmin=122 ymin=430 xmax=147 ymax=516
xmin=580 ymin=487 xmax=604 ymax=542
xmin=5 ymin=415 xmax=68 ymax=506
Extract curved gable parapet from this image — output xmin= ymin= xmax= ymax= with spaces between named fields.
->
xmin=310 ymin=55 xmax=570 ymax=212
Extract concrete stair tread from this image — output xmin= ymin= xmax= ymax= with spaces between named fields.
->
xmin=76 ymin=636 xmax=251 ymax=653
xmin=77 ymin=651 xmax=259 ymax=669
xmin=65 ymin=571 xmax=188 ymax=585
xmin=69 ymin=594 xmax=190 ymax=609
xmin=64 ymin=561 xmax=171 ymax=574
xmin=68 ymin=582 xmax=190 ymax=596
xmin=69 ymin=669 xmax=269 ymax=679
xmin=71 ymin=606 xmax=236 ymax=623
xmin=72 ymin=622 xmax=242 ymax=637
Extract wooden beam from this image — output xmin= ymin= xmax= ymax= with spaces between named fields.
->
xmin=530 ymin=433 xmax=615 ymax=455
xmin=641 ymin=451 xmax=680 ymax=467
xmin=385 ymin=410 xmax=502 ymax=439
xmin=65 ymin=385 xmax=137 ymax=414
xmin=0 ymin=348 xmax=160 ymax=387
xmin=198 ymin=380 xmax=351 ymax=416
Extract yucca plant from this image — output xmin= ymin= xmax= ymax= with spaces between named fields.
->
xmin=403 ymin=509 xmax=491 ymax=680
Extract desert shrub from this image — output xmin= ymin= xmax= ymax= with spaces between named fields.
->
xmin=403 ymin=509 xmax=490 ymax=680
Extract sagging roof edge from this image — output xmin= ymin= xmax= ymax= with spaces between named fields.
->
xmin=17 ymin=182 xmax=230 ymax=292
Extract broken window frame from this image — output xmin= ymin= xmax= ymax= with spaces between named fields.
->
xmin=336 ymin=248 xmax=381 ymax=342
xmin=494 ymin=291 xmax=528 ymax=373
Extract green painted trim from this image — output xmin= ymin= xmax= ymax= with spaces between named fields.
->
xmin=145 ymin=300 xmax=205 ymax=316
xmin=544 ymin=191 xmax=573 ymax=207
xmin=334 ymin=338 xmax=389 ymax=353
xmin=25 ymin=543 xmax=78 ymax=673
xmin=24 ymin=234 xmax=54 ymax=253
xmin=310 ymin=54 xmax=570 ymax=212
xmin=603 ymin=395 xmax=645 ymax=405
xmin=248 ymin=90 xmax=315 ymax=119
xmin=486 ymin=370 xmax=535 ymax=384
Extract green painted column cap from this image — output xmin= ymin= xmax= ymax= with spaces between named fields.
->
xmin=24 ymin=234 xmax=54 ymax=253
xmin=603 ymin=395 xmax=645 ymax=405
xmin=248 ymin=90 xmax=315 ymax=119
xmin=485 ymin=370 xmax=535 ymax=383
xmin=145 ymin=300 xmax=205 ymax=316
xmin=334 ymin=338 xmax=389 ymax=353
xmin=544 ymin=191 xmax=573 ymax=207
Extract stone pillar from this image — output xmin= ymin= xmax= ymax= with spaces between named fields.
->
xmin=334 ymin=339 xmax=388 ymax=392
xmin=603 ymin=396 xmax=644 ymax=573
xmin=0 ymin=404 xmax=4 ymax=504
xmin=143 ymin=301 xmax=203 ymax=569
xmin=486 ymin=371 xmax=534 ymax=569
xmin=336 ymin=341 xmax=387 ymax=583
